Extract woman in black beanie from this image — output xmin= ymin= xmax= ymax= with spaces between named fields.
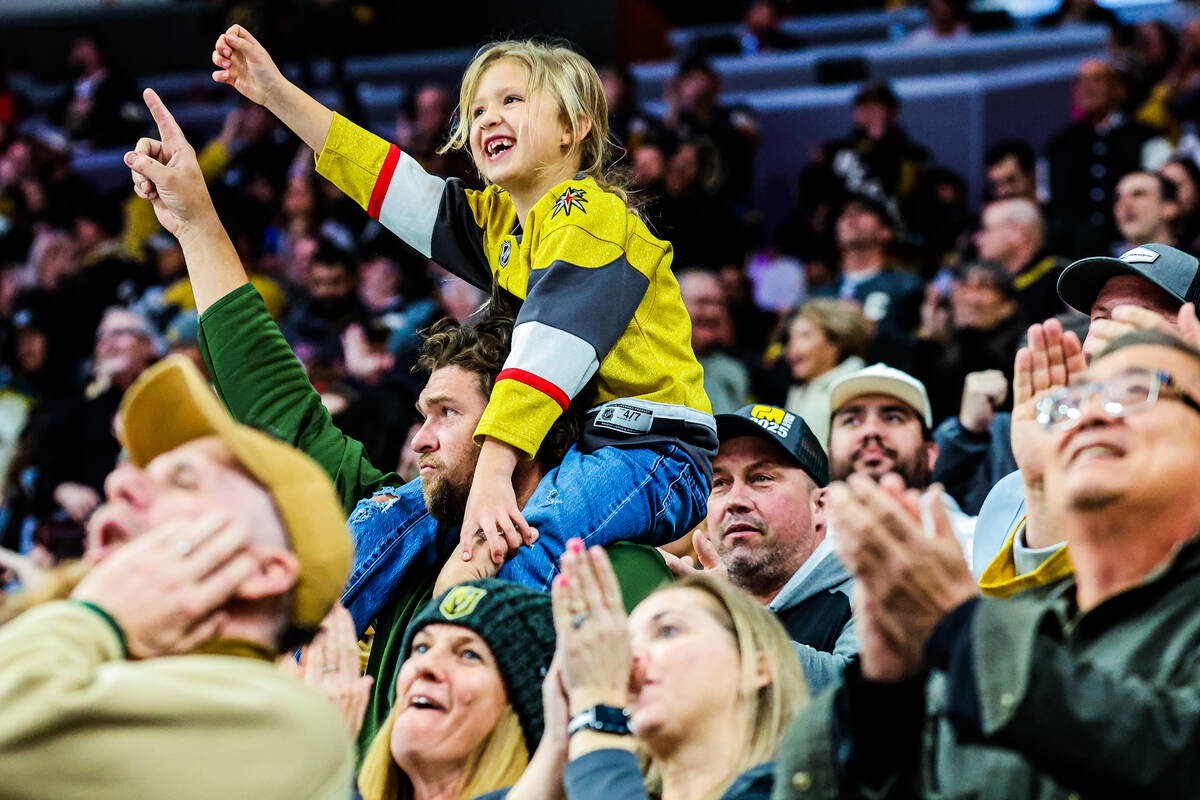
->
xmin=356 ymin=578 xmax=556 ymax=800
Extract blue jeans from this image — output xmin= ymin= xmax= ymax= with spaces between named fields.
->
xmin=341 ymin=442 xmax=709 ymax=635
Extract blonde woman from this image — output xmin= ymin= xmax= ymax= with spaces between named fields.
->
xmin=783 ymin=299 xmax=872 ymax=446
xmin=534 ymin=539 xmax=807 ymax=800
xmin=345 ymin=579 xmax=555 ymax=800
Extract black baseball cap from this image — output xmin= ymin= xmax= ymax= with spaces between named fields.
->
xmin=1056 ymin=243 xmax=1200 ymax=315
xmin=840 ymin=191 xmax=898 ymax=231
xmin=715 ymin=404 xmax=830 ymax=487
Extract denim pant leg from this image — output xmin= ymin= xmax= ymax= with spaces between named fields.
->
xmin=498 ymin=443 xmax=710 ymax=590
xmin=341 ymin=478 xmax=455 ymax=636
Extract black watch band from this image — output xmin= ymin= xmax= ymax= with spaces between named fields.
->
xmin=568 ymin=704 xmax=632 ymax=737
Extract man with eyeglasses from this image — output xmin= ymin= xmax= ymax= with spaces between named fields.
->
xmin=775 ymin=328 xmax=1200 ymax=799
xmin=31 ymin=307 xmax=161 ymax=528
xmin=967 ymin=243 xmax=1200 ymax=596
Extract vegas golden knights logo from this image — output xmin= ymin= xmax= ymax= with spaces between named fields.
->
xmin=439 ymin=585 xmax=488 ymax=619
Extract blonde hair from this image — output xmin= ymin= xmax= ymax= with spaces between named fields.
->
xmin=357 ymin=704 xmax=528 ymax=800
xmin=643 ymin=574 xmax=808 ymax=799
xmin=789 ymin=299 xmax=872 ymax=364
xmin=441 ymin=39 xmax=629 ymax=202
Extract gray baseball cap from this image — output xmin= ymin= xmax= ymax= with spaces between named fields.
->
xmin=1056 ymin=243 xmax=1200 ymax=315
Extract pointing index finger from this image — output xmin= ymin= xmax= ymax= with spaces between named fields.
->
xmin=142 ymin=88 xmax=185 ymax=144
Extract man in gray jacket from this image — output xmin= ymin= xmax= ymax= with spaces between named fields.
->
xmin=700 ymin=403 xmax=856 ymax=694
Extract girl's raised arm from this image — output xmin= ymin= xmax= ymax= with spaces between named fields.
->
xmin=211 ymin=25 xmax=333 ymax=155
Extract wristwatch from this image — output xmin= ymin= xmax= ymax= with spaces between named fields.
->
xmin=568 ymin=704 xmax=633 ymax=737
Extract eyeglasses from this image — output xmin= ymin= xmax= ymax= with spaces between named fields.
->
xmin=1036 ymin=367 xmax=1200 ymax=431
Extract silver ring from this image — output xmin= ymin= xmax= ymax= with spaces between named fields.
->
xmin=322 ymin=663 xmax=337 ymax=673
xmin=570 ymin=612 xmax=589 ymax=630
xmin=174 ymin=539 xmax=192 ymax=557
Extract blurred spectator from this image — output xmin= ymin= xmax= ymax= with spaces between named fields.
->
xmin=904 ymin=166 xmax=973 ymax=275
xmin=972 ymin=198 xmax=1068 ymax=325
xmin=1045 ymin=59 xmax=1168 ymax=258
xmin=4 ymin=305 xmax=71 ymax=401
xmin=909 ymin=0 xmax=970 ymax=44
xmin=701 ymin=403 xmax=854 ymax=693
xmin=651 ymin=140 xmax=745 ymax=268
xmin=394 ymin=84 xmax=474 ymax=183
xmin=280 ymin=236 xmax=366 ymax=359
xmin=599 ymin=65 xmax=664 ymax=154
xmin=782 ymin=299 xmax=871 ymax=445
xmin=1113 ymin=170 xmax=1179 ymax=252
xmin=30 ymin=307 xmax=158 ymax=534
xmin=738 ymin=0 xmax=805 ymax=54
xmin=1160 ymin=156 xmax=1200 ymax=253
xmin=357 ymin=241 xmax=436 ymax=366
xmin=432 ymin=268 xmax=486 ymax=323
xmin=1038 ymin=0 xmax=1119 ymax=29
xmin=915 ymin=261 xmax=1024 ymax=424
xmin=48 ymin=36 xmax=138 ymax=148
xmin=679 ymin=270 xmax=749 ymax=414
xmin=663 ymin=55 xmax=758 ymax=207
xmin=984 ymin=139 xmax=1038 ymax=202
xmin=817 ymin=194 xmax=924 ymax=337
xmin=1137 ymin=18 xmax=1200 ymax=141
xmin=808 ymin=82 xmax=931 ymax=212
xmin=1125 ymin=20 xmax=1180 ymax=110
xmin=163 ymin=311 xmax=208 ymax=379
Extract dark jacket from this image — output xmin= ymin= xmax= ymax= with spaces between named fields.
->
xmin=1011 ymin=250 xmax=1069 ymax=326
xmin=773 ymin=533 xmax=1200 ymax=800
xmin=933 ymin=412 xmax=1016 ymax=516
xmin=565 ymin=750 xmax=774 ymax=800
xmin=1045 ymin=116 xmax=1159 ymax=258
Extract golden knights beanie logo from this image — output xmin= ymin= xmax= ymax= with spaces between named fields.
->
xmin=439 ymin=585 xmax=488 ymax=619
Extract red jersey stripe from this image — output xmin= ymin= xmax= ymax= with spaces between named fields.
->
xmin=367 ymin=145 xmax=402 ymax=220
xmin=496 ymin=368 xmax=570 ymax=411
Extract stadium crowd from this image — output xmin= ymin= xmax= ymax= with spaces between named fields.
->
xmin=2 ymin=0 xmax=1200 ymax=798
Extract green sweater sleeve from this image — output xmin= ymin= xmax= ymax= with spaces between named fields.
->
xmin=198 ymin=284 xmax=399 ymax=513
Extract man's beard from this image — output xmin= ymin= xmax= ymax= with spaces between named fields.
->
xmin=718 ymin=519 xmax=797 ymax=599
xmin=830 ymin=437 xmax=931 ymax=489
xmin=421 ymin=458 xmax=474 ymax=526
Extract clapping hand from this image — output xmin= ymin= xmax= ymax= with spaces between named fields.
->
xmin=551 ymin=539 xmax=632 ymax=714
xmin=829 ymin=475 xmax=978 ymax=682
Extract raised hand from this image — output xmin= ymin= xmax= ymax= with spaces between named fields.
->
xmin=828 ymin=476 xmax=978 ymax=682
xmin=1010 ymin=318 xmax=1085 ymax=488
xmin=551 ymin=539 xmax=632 ymax=713
xmin=211 ymin=25 xmax=284 ymax=107
xmin=959 ymin=369 xmax=1008 ymax=434
xmin=124 ymin=89 xmax=216 ymax=239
